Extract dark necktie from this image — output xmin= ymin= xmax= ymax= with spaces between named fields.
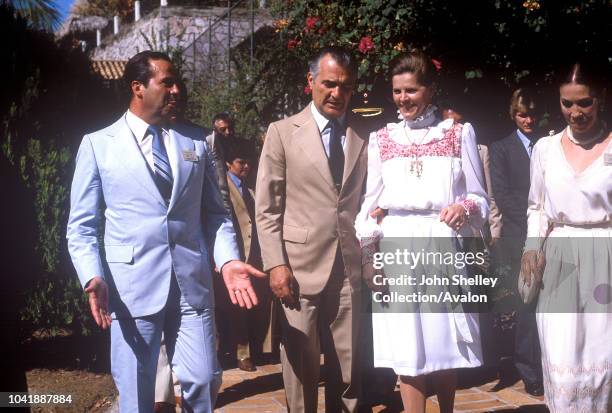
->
xmin=528 ymin=140 xmax=535 ymax=157
xmin=149 ymin=125 xmax=173 ymax=203
xmin=328 ymin=119 xmax=344 ymax=192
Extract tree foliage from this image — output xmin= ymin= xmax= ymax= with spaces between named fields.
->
xmin=72 ymin=0 xmax=134 ymax=21
xmin=222 ymin=0 xmax=606 ymax=139
xmin=3 ymin=0 xmax=60 ymax=31
xmin=1 ymin=3 xmax=121 ymax=337
xmin=276 ymin=0 xmax=609 ymax=93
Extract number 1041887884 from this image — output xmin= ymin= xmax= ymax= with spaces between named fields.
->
xmin=3 ymin=393 xmax=73 ymax=406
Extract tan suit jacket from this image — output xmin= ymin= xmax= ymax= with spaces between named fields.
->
xmin=256 ymin=106 xmax=369 ymax=295
xmin=227 ymin=176 xmax=256 ymax=262
xmin=478 ymin=144 xmax=503 ymax=239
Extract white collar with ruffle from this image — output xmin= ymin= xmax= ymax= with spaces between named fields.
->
xmin=397 ymin=104 xmax=439 ymax=129
xmin=387 ymin=106 xmax=455 ymax=145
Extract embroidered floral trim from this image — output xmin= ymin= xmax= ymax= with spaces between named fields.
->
xmin=549 ymin=360 xmax=612 ymax=377
xmin=377 ymin=123 xmax=462 ymax=162
xmin=459 ymin=199 xmax=479 ymax=217
xmin=541 ymin=359 xmax=612 ymax=413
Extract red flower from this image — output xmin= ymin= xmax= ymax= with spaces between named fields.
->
xmin=287 ymin=38 xmax=299 ymax=50
xmin=304 ymin=85 xmax=312 ymax=95
xmin=305 ymin=16 xmax=320 ymax=32
xmin=431 ymin=58 xmax=442 ymax=71
xmin=358 ymin=36 xmax=375 ymax=54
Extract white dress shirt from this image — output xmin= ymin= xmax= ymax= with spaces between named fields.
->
xmin=310 ymin=102 xmax=347 ymax=158
xmin=125 ymin=110 xmax=177 ymax=175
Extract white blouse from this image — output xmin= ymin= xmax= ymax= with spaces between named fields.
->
xmin=525 ymin=130 xmax=612 ymax=246
xmin=355 ymin=113 xmax=489 ymax=244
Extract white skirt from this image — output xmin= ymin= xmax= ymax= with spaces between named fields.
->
xmin=372 ymin=212 xmax=483 ymax=376
xmin=536 ymin=225 xmax=612 ymax=412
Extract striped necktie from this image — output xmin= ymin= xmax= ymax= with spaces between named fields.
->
xmin=149 ymin=125 xmax=173 ymax=203
xmin=528 ymin=140 xmax=535 ymax=157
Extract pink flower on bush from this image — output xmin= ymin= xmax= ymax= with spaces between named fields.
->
xmin=431 ymin=58 xmax=442 ymax=71
xmin=305 ymin=16 xmax=320 ymax=32
xmin=304 ymin=85 xmax=312 ymax=95
xmin=358 ymin=36 xmax=375 ymax=54
xmin=287 ymin=38 xmax=299 ymax=50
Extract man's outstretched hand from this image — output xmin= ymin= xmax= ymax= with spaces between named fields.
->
xmin=222 ymin=260 xmax=267 ymax=309
xmin=84 ymin=276 xmax=112 ymax=330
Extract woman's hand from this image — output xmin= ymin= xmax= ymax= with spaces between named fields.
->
xmin=370 ymin=207 xmax=388 ymax=225
xmin=520 ymin=250 xmax=546 ymax=288
xmin=440 ymin=204 xmax=467 ymax=231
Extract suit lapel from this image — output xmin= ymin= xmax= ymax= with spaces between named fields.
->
xmin=168 ymin=129 xmax=195 ymax=211
xmin=342 ymin=116 xmax=366 ymax=188
xmin=509 ymin=131 xmax=531 ymax=167
xmin=292 ymin=108 xmax=336 ymax=192
xmin=109 ymin=115 xmax=166 ymax=208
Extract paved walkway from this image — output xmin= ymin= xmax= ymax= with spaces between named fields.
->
xmin=212 ymin=362 xmax=547 ymax=413
xmin=105 ymin=361 xmax=548 ymax=412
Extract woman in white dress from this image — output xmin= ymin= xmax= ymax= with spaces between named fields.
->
xmin=521 ymin=61 xmax=611 ymax=412
xmin=355 ymin=50 xmax=489 ymax=413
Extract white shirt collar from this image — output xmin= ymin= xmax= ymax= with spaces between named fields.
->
xmin=310 ymin=102 xmax=346 ymax=133
xmin=126 ymin=110 xmax=169 ymax=142
xmin=125 ymin=110 xmax=151 ymax=143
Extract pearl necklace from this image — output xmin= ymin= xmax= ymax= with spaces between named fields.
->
xmin=565 ymin=125 xmax=606 ymax=147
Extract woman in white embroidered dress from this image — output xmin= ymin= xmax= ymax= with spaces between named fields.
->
xmin=520 ymin=61 xmax=611 ymax=412
xmin=355 ymin=51 xmax=489 ymax=413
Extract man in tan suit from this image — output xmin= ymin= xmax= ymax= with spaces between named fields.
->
xmin=256 ymin=47 xmax=369 ymax=412
xmin=224 ymin=144 xmax=272 ymax=371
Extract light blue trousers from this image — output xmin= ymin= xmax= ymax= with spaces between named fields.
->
xmin=111 ymin=277 xmax=221 ymax=412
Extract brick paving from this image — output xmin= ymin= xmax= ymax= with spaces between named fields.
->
xmin=211 ymin=361 xmax=548 ymax=413
xmin=101 ymin=359 xmax=546 ymax=412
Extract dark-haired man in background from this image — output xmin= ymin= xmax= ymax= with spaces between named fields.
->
xmin=205 ymin=112 xmax=236 ymax=211
xmin=256 ymin=46 xmax=370 ymax=412
xmin=222 ymin=144 xmax=272 ymax=372
xmin=66 ymin=50 xmax=265 ymax=412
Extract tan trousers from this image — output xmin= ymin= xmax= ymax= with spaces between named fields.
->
xmin=155 ymin=334 xmax=176 ymax=404
xmin=280 ymin=259 xmax=361 ymax=413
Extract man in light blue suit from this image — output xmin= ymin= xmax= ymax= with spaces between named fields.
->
xmin=66 ymin=51 xmax=265 ymax=412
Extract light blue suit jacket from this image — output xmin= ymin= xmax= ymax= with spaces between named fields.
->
xmin=66 ymin=113 xmax=239 ymax=318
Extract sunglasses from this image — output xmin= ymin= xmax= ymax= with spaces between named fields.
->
xmin=561 ymin=98 xmax=595 ymax=109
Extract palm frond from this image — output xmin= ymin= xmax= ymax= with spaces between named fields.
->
xmin=8 ymin=0 xmax=61 ymax=31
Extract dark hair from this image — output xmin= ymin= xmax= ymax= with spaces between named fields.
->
xmin=212 ymin=112 xmax=232 ymax=127
xmin=560 ymin=60 xmax=609 ymax=98
xmin=389 ymin=50 xmax=437 ymax=87
xmin=509 ymin=87 xmax=538 ymax=119
xmin=225 ymin=140 xmax=254 ymax=163
xmin=123 ymin=50 xmax=172 ymax=95
xmin=308 ymin=46 xmax=357 ymax=79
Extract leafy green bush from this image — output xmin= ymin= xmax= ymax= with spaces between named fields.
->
xmin=17 ymin=138 xmax=96 ymax=337
xmin=1 ymin=3 xmax=119 ymax=337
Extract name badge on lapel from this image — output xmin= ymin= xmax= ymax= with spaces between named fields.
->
xmin=182 ymin=150 xmax=199 ymax=162
xmin=604 ymin=153 xmax=612 ymax=166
